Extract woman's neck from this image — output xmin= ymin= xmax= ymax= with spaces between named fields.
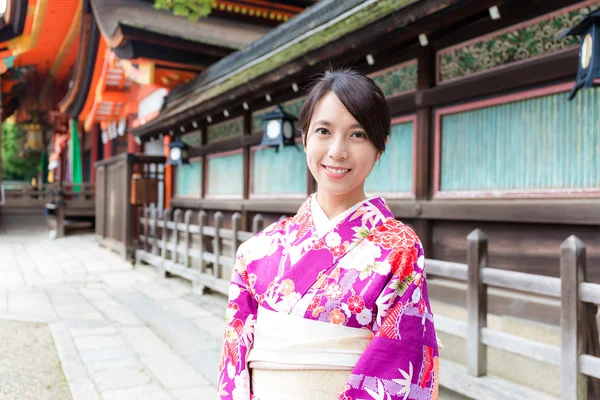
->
xmin=316 ymin=190 xmax=367 ymax=220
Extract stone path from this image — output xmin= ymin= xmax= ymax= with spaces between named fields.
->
xmin=0 ymin=231 xmax=226 ymax=400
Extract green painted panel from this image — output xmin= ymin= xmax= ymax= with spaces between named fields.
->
xmin=438 ymin=2 xmax=599 ymax=82
xmin=440 ymin=87 xmax=600 ymax=192
xmin=176 ymin=161 xmax=202 ymax=197
xmin=181 ymin=131 xmax=202 ymax=148
xmin=364 ymin=121 xmax=414 ymax=193
xmin=207 ymin=153 xmax=244 ymax=196
xmin=253 ymin=145 xmax=307 ymax=195
xmin=370 ymin=61 xmax=418 ymax=97
xmin=207 ymin=117 xmax=243 ymax=143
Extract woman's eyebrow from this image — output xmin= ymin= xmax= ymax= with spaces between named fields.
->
xmin=313 ymin=119 xmax=364 ymax=129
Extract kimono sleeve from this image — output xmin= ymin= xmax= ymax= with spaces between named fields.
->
xmin=218 ymin=241 xmax=259 ymax=400
xmin=340 ymin=236 xmax=440 ymax=400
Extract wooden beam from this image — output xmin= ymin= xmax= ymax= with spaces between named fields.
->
xmin=417 ymin=199 xmax=600 ymax=226
xmin=416 ymin=48 xmax=578 ymax=108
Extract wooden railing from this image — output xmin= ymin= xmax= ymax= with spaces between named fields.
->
xmin=427 ymin=230 xmax=600 ymax=399
xmin=135 ymin=208 xmax=600 ymax=400
xmin=136 ymin=205 xmax=265 ymax=295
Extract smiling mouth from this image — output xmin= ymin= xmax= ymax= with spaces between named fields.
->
xmin=322 ymin=165 xmax=351 ymax=175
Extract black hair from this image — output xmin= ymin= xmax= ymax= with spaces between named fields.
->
xmin=297 ymin=68 xmax=390 ymax=153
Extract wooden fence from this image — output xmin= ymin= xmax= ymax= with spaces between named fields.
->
xmin=45 ymin=183 xmax=95 ymax=237
xmin=135 ymin=207 xmax=600 ymax=400
xmin=95 ymin=153 xmax=165 ymax=259
xmin=2 ymin=183 xmax=59 ymax=214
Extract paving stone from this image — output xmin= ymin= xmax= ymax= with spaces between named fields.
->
xmin=0 ymin=289 xmax=6 ymax=313
xmin=101 ymin=383 xmax=171 ymax=400
xmin=68 ymin=378 xmax=100 ymax=400
xmin=141 ymin=351 xmax=209 ymax=388
xmin=138 ymin=284 xmax=181 ymax=301
xmin=49 ymin=322 xmax=90 ymax=383
xmin=185 ymin=350 xmax=221 ymax=387
xmin=79 ymin=347 xmax=137 ymax=364
xmin=92 ymin=368 xmax=151 ymax=391
xmin=48 ymin=291 xmax=103 ymax=319
xmin=171 ymin=385 xmax=216 ymax=399
xmin=7 ymin=289 xmax=56 ymax=320
xmin=119 ymin=327 xmax=173 ymax=356
xmin=164 ymin=297 xmax=213 ymax=318
xmin=74 ymin=334 xmax=127 ymax=351
xmin=112 ymin=290 xmax=221 ymax=355
xmin=85 ymin=357 xmax=143 ymax=374
xmin=0 ymin=270 xmax=23 ymax=286
xmin=64 ymin=320 xmax=117 ymax=337
xmin=193 ymin=316 xmax=226 ymax=341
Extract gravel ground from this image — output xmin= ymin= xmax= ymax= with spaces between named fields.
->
xmin=0 ymin=320 xmax=72 ymax=400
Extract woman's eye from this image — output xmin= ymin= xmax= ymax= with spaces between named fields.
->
xmin=352 ymin=132 xmax=367 ymax=139
xmin=316 ymin=128 xmax=329 ymax=135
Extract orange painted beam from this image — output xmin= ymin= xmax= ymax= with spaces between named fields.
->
xmin=79 ymin=38 xmax=108 ymax=124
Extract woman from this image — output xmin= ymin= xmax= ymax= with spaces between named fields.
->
xmin=218 ymin=69 xmax=439 ymax=400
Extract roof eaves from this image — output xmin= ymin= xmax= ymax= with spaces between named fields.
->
xmin=135 ymin=0 xmax=420 ymax=136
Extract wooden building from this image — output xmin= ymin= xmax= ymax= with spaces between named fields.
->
xmin=133 ymin=0 xmax=600 ymax=283
xmin=58 ymin=0 xmax=316 ymax=205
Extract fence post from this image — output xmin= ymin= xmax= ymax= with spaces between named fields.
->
xmin=143 ymin=206 xmax=150 ymax=253
xmin=252 ymin=214 xmax=264 ymax=234
xmin=159 ymin=209 xmax=171 ymax=276
xmin=198 ymin=210 xmax=207 ymax=273
xmin=172 ymin=209 xmax=182 ymax=265
xmin=466 ymin=229 xmax=488 ymax=377
xmin=193 ymin=210 xmax=208 ymax=296
xmin=151 ymin=204 xmax=158 ymax=255
xmin=214 ymin=211 xmax=224 ymax=279
xmin=560 ymin=235 xmax=587 ymax=400
xmin=183 ymin=210 xmax=192 ymax=268
xmin=232 ymin=213 xmax=242 ymax=255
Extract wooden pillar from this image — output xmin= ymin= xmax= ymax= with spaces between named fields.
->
xmin=127 ymin=116 xmax=141 ymax=154
xmin=103 ymin=137 xmax=113 ymax=160
xmin=466 ymin=229 xmax=488 ymax=377
xmin=163 ymin=135 xmax=172 ymax=210
xmin=200 ymin=122 xmax=208 ymax=200
xmin=91 ymin=123 xmax=100 ymax=183
xmin=560 ymin=235 xmax=587 ymax=400
xmin=242 ymin=110 xmax=251 ymax=231
xmin=412 ymin=47 xmax=434 ymax=254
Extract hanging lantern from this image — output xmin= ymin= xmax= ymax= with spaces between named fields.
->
xmin=167 ymin=138 xmax=189 ymax=165
xmin=557 ymin=9 xmax=600 ymax=100
xmin=259 ymin=105 xmax=298 ymax=152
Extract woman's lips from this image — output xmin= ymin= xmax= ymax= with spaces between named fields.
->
xmin=322 ymin=165 xmax=351 ymax=179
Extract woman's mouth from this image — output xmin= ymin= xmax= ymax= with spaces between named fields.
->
xmin=322 ymin=165 xmax=351 ymax=179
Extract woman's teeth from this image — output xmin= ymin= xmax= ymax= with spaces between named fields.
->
xmin=324 ymin=166 xmax=349 ymax=174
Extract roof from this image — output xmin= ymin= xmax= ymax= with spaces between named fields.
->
xmin=134 ymin=0 xmax=442 ymax=137
xmin=166 ymin=0 xmax=365 ymax=103
xmin=90 ymin=0 xmax=270 ymax=50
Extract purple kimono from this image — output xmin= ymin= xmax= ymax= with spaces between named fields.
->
xmin=218 ymin=195 xmax=439 ymax=400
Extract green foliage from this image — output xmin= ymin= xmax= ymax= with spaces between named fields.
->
xmin=153 ymin=0 xmax=215 ymax=21
xmin=1 ymin=121 xmax=40 ymax=180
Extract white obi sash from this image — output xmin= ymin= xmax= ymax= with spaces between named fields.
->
xmin=247 ymin=306 xmax=373 ymax=400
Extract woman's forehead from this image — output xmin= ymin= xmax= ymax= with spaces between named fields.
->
xmin=311 ymin=92 xmax=362 ymax=128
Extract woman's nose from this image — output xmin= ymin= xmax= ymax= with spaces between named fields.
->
xmin=328 ymin=137 xmax=348 ymax=160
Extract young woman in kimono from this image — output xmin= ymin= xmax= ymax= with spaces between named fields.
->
xmin=218 ymin=69 xmax=439 ymax=400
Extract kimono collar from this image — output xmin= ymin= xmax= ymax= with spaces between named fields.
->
xmin=310 ymin=194 xmax=379 ymax=238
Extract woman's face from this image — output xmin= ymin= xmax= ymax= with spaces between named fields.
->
xmin=304 ymin=91 xmax=381 ymax=201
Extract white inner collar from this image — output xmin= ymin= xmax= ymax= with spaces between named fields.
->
xmin=310 ymin=194 xmax=377 ymax=238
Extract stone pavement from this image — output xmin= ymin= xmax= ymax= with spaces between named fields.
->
xmin=0 ymin=230 xmax=226 ymax=400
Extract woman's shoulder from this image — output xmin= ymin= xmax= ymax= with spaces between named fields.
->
xmin=370 ymin=217 xmax=421 ymax=250
xmin=235 ymin=217 xmax=293 ymax=256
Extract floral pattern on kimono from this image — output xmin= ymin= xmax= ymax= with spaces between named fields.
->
xmin=218 ymin=195 xmax=439 ymax=400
